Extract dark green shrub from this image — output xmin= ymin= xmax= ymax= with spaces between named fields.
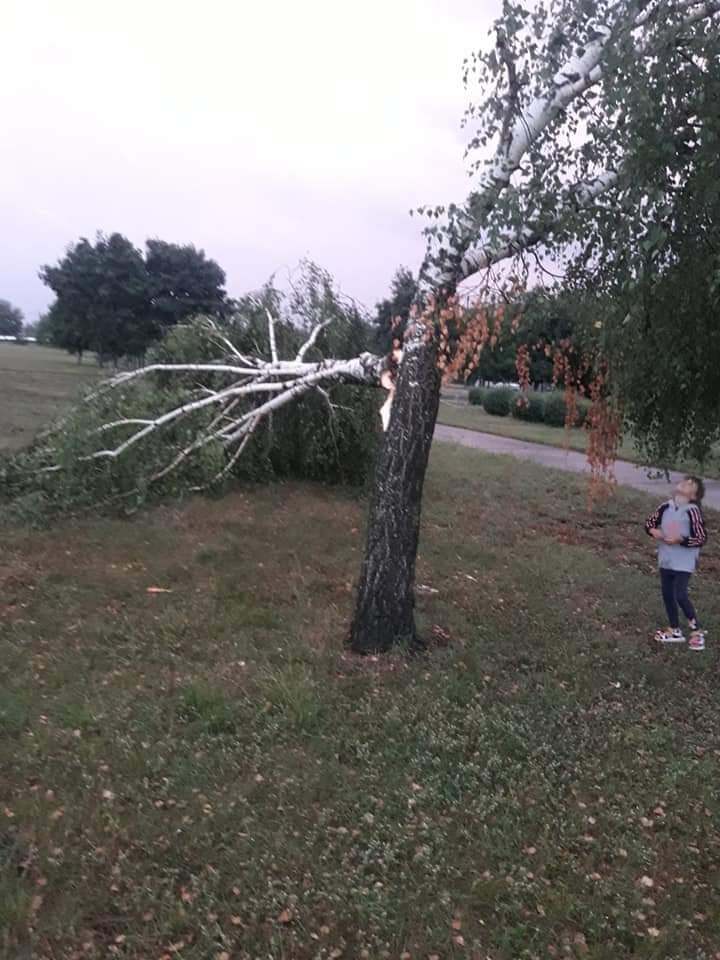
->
xmin=483 ymin=387 xmax=513 ymax=417
xmin=468 ymin=386 xmax=485 ymax=406
xmin=543 ymin=392 xmax=568 ymax=427
xmin=543 ymin=391 xmax=589 ymax=428
xmin=512 ymin=393 xmax=545 ymax=422
xmin=576 ymin=396 xmax=591 ymax=427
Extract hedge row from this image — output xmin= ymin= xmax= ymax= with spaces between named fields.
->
xmin=468 ymin=387 xmax=590 ymax=427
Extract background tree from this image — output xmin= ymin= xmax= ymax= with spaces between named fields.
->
xmin=33 ymin=313 xmax=52 ymax=346
xmin=288 ymin=258 xmax=371 ymax=361
xmin=469 ymin=334 xmax=518 ymax=384
xmin=0 ymin=299 xmax=24 ymax=337
xmin=40 ymin=234 xmax=149 ymax=364
xmin=373 ymin=266 xmax=418 ymax=354
xmin=458 ymin=288 xmax=584 ymax=388
xmin=40 ymin=234 xmax=228 ymax=364
xmin=519 ymin=289 xmax=587 ymax=388
xmin=146 ymin=239 xmax=227 ymax=332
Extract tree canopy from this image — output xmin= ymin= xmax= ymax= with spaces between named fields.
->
xmin=565 ymin=15 xmax=720 ymax=465
xmin=145 ymin=239 xmax=228 ymax=332
xmin=0 ymin=299 xmax=24 ymax=338
xmin=373 ymin=267 xmax=418 ymax=354
xmin=40 ymin=233 xmax=228 ymax=363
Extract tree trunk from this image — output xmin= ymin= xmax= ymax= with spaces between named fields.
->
xmin=349 ymin=337 xmax=441 ymax=653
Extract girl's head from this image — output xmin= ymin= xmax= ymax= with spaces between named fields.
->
xmin=675 ymin=475 xmax=705 ymax=503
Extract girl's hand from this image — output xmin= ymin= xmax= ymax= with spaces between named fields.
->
xmin=650 ymin=528 xmax=664 ymax=540
xmin=664 ymin=536 xmax=682 ymax=545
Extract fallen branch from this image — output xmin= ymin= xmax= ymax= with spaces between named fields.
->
xmin=38 ymin=321 xmax=390 ymax=484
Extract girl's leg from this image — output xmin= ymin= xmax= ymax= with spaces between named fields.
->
xmin=675 ymin=572 xmax=699 ymax=626
xmin=660 ymin=569 xmax=680 ymax=628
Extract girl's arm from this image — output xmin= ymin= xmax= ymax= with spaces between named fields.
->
xmin=682 ymin=506 xmax=707 ymax=548
xmin=645 ymin=503 xmax=667 ymax=536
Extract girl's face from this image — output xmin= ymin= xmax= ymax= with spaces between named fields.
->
xmin=675 ymin=477 xmax=698 ymax=501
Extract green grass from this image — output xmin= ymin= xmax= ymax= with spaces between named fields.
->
xmin=438 ymin=398 xmax=720 ymax=478
xmin=0 ymin=343 xmax=100 ymax=452
xmin=2 ymin=448 xmax=720 ymax=957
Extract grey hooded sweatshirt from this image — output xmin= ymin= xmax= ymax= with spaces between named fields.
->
xmin=645 ymin=498 xmax=707 ymax=573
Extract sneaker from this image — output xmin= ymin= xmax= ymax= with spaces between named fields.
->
xmin=655 ymin=628 xmax=685 ymax=643
xmin=688 ymin=631 xmax=706 ymax=651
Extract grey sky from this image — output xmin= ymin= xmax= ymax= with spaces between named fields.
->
xmin=2 ymin=0 xmax=501 ymax=322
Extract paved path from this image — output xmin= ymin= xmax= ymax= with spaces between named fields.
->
xmin=435 ymin=423 xmax=720 ymax=511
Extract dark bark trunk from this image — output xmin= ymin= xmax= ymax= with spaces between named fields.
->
xmin=349 ymin=337 xmax=441 ymax=654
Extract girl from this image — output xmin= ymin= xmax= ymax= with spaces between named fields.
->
xmin=645 ymin=476 xmax=707 ymax=650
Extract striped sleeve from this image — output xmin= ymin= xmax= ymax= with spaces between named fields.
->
xmin=683 ymin=505 xmax=707 ymax=548
xmin=645 ymin=502 xmax=667 ymax=535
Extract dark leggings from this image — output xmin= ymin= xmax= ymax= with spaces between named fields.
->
xmin=660 ymin=569 xmax=699 ymax=629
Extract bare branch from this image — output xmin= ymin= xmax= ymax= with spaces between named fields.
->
xmin=85 ymin=363 xmax=261 ymax=402
xmin=95 ymin=418 xmax=156 ymax=434
xmin=85 ymin=355 xmax=384 ymax=407
xmin=495 ymin=28 xmax=523 ymax=164
xmin=461 ymin=169 xmax=620 ymax=276
xmin=92 ymin=358 xmax=381 ymax=463
xmin=201 ymin=318 xmax=255 ymax=365
xmin=266 ymin=308 xmax=279 ymax=364
xmin=296 ymin=317 xmax=334 ymax=362
xmin=193 ymin=418 xmax=260 ymax=491
xmin=40 ymin=336 xmax=387 ymax=483
xmin=219 ymin=357 xmax=382 ymax=446
xmin=149 ymin=397 xmax=243 ymax=484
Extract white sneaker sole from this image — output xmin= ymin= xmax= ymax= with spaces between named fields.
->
xmin=657 ymin=636 xmax=686 ymax=643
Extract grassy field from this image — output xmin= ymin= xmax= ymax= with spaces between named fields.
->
xmin=0 ymin=344 xmax=99 ymax=452
xmin=437 ymin=399 xmax=720 ymax=479
xmin=2 ymin=445 xmax=720 ymax=958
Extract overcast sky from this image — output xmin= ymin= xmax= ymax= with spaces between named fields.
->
xmin=1 ymin=0 xmax=501 ymax=322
